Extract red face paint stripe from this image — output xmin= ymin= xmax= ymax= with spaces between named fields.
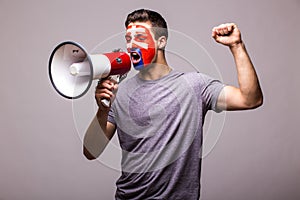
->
xmin=126 ymin=24 xmax=157 ymax=67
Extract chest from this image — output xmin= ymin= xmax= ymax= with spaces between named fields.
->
xmin=114 ymin=77 xmax=204 ymax=136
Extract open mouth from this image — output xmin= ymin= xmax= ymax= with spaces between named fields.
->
xmin=130 ymin=51 xmax=141 ymax=64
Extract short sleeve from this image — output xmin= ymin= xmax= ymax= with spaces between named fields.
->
xmin=199 ymin=73 xmax=225 ymax=113
xmin=108 ymin=106 xmax=116 ymax=125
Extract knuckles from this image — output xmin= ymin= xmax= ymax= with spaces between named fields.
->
xmin=94 ymin=79 xmax=119 ymax=106
xmin=213 ymin=23 xmax=238 ymax=35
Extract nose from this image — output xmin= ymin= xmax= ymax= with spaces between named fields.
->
xmin=127 ymin=41 xmax=141 ymax=51
xmin=126 ymin=40 xmax=132 ymax=49
xmin=126 ymin=41 xmax=132 ymax=49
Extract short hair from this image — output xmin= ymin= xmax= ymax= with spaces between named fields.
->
xmin=125 ymin=9 xmax=168 ymax=40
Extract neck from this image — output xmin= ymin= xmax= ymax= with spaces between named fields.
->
xmin=138 ymin=51 xmax=172 ymax=80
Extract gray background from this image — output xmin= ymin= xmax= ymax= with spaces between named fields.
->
xmin=1 ymin=0 xmax=299 ymax=199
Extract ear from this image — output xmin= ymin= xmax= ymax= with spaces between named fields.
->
xmin=157 ymin=36 xmax=167 ymax=50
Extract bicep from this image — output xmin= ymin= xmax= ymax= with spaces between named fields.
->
xmin=216 ymin=85 xmax=251 ymax=111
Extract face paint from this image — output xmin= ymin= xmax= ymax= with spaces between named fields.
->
xmin=125 ymin=24 xmax=156 ymax=70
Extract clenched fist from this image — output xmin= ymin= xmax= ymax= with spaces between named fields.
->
xmin=212 ymin=23 xmax=242 ymax=47
xmin=95 ymin=78 xmax=118 ymax=109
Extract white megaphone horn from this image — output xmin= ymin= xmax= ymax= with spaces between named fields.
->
xmin=48 ymin=41 xmax=131 ymax=106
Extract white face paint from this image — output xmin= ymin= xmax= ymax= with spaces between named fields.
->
xmin=126 ymin=26 xmax=149 ymax=49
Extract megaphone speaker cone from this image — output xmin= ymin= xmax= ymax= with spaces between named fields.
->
xmin=48 ymin=41 xmax=93 ymax=99
xmin=49 ymin=41 xmax=132 ymax=100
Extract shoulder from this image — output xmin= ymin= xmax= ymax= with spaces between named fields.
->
xmin=160 ymin=70 xmax=209 ymax=83
xmin=118 ymin=74 xmax=138 ymax=89
xmin=181 ymin=71 xmax=217 ymax=86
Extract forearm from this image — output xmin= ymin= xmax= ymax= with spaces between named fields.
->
xmin=97 ymin=108 xmax=110 ymax=135
xmin=230 ymin=42 xmax=263 ymax=107
xmin=83 ymin=109 xmax=115 ymax=160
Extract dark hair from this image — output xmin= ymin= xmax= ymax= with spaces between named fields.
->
xmin=125 ymin=9 xmax=168 ymax=40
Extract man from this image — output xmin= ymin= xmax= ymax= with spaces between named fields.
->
xmin=83 ymin=9 xmax=263 ymax=200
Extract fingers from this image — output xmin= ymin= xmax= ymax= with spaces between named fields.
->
xmin=212 ymin=23 xmax=242 ymax=47
xmin=95 ymin=79 xmax=118 ymax=108
xmin=212 ymin=23 xmax=236 ymax=37
xmin=96 ymin=79 xmax=115 ymax=92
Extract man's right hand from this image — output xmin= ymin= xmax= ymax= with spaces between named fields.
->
xmin=95 ymin=78 xmax=118 ymax=109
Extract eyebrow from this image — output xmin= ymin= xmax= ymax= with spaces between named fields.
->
xmin=135 ymin=33 xmax=147 ymax=36
xmin=126 ymin=30 xmax=148 ymax=37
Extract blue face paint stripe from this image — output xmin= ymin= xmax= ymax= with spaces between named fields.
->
xmin=131 ymin=48 xmax=145 ymax=70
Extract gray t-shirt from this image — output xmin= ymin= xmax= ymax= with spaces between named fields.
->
xmin=108 ymin=70 xmax=224 ymax=200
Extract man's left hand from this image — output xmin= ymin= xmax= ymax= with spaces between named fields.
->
xmin=212 ymin=23 xmax=242 ymax=47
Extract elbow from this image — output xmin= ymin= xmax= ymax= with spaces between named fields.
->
xmin=251 ymin=98 xmax=263 ymax=109
xmin=83 ymin=146 xmax=98 ymax=160
xmin=254 ymin=91 xmax=264 ymax=108
xmin=256 ymin=95 xmax=264 ymax=107
xmin=246 ymin=94 xmax=264 ymax=109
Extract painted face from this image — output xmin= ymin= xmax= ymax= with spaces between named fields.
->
xmin=125 ymin=24 xmax=156 ymax=70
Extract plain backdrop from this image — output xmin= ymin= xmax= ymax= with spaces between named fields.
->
xmin=1 ymin=0 xmax=299 ymax=199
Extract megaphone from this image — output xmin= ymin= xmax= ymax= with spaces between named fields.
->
xmin=48 ymin=41 xmax=131 ymax=106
